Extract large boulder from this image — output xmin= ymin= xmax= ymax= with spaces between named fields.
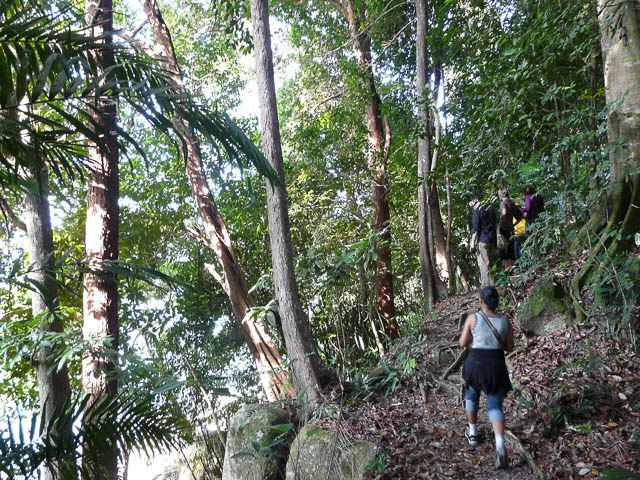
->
xmin=222 ymin=404 xmax=290 ymax=480
xmin=285 ymin=424 xmax=376 ymax=480
xmin=517 ymin=274 xmax=570 ymax=335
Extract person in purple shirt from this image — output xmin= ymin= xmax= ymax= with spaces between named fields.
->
xmin=521 ymin=186 xmax=545 ymax=228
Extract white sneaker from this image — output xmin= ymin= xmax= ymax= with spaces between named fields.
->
xmin=465 ymin=427 xmax=478 ymax=446
xmin=495 ymin=444 xmax=508 ymax=469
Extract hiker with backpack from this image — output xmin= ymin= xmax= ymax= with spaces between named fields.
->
xmin=469 ymin=195 xmax=497 ymax=287
xmin=521 ymin=186 xmax=544 ymax=229
xmin=498 ymin=189 xmax=524 ymax=268
xmin=459 ymin=286 xmax=514 ymax=470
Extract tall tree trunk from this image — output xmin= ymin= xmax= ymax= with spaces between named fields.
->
xmin=250 ymin=0 xmax=324 ymax=413
xmin=416 ymin=0 xmax=439 ymax=308
xmin=82 ymin=0 xmax=119 ymax=476
xmin=428 ymin=64 xmax=450 ymax=295
xmin=23 ymin=162 xmax=72 ymax=480
xmin=599 ymin=0 xmax=640 ymax=217
xmin=141 ymin=0 xmax=292 ymax=402
xmin=445 ymin=165 xmax=454 ymax=287
xmin=429 ymin=183 xmax=448 ymax=296
xmin=571 ymin=0 xmax=640 ymax=319
xmin=424 ymin=62 xmax=451 ymax=298
xmin=339 ymin=0 xmax=399 ymax=340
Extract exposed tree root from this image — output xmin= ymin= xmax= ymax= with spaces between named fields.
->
xmin=505 ymin=429 xmax=547 ymax=480
xmin=442 ymin=347 xmax=468 ymax=380
xmin=424 ymin=368 xmax=462 ymax=399
xmin=570 ymin=176 xmax=640 ymax=320
xmin=569 ymin=208 xmax=607 ymax=256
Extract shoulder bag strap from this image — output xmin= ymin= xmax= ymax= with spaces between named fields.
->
xmin=478 ymin=311 xmax=504 ymax=349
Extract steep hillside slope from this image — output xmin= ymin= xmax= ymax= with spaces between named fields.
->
xmin=314 ymin=269 xmax=640 ymax=479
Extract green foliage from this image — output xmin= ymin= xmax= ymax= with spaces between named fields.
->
xmin=365 ymin=454 xmax=389 ymax=472
xmin=353 ymin=359 xmax=403 ymax=402
xmin=0 ymin=0 xmax=276 ymax=192
xmin=590 ymin=252 xmax=640 ymax=343
xmin=446 ymin=0 xmax=606 ymax=269
xmin=0 ymin=392 xmax=187 ymax=479
xmin=1 ymin=0 xmax=637 ymax=473
xmin=231 ymin=422 xmax=293 ymax=461
xmin=600 ymin=469 xmax=640 ymax=480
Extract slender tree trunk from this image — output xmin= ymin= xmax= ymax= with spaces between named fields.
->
xmin=141 ymin=0 xmax=292 ymax=401
xmin=416 ymin=0 xmax=439 ymax=308
xmin=429 ymin=183 xmax=448 ymax=296
xmin=250 ymin=0 xmax=324 ymax=413
xmin=340 ymin=0 xmax=399 ymax=340
xmin=428 ymin=63 xmax=449 ymax=294
xmin=23 ymin=162 xmax=72 ymax=480
xmin=445 ymin=165 xmax=454 ymax=287
xmin=82 ymin=1 xmax=119 ymax=476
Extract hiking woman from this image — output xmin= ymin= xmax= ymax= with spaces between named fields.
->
xmin=459 ymin=287 xmax=514 ymax=469
xmin=521 ymin=185 xmax=544 ymax=228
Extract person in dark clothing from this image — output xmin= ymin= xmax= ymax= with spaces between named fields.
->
xmin=498 ymin=189 xmax=522 ymax=268
xmin=459 ymin=287 xmax=514 ymax=470
xmin=521 ymin=186 xmax=544 ymax=228
xmin=469 ymin=196 xmax=497 ymax=287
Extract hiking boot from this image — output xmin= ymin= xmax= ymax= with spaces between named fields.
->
xmin=465 ymin=427 xmax=478 ymax=446
xmin=495 ymin=444 xmax=509 ymax=469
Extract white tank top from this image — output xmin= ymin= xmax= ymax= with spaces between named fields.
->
xmin=471 ymin=312 xmax=509 ymax=350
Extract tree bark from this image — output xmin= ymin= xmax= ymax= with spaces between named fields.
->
xmin=339 ymin=0 xmax=399 ymax=340
xmin=141 ymin=0 xmax=292 ymax=402
xmin=429 ymin=182 xmax=449 ymax=297
xmin=571 ymin=0 xmax=640 ymax=319
xmin=429 ymin=64 xmax=450 ymax=295
xmin=250 ymin=0 xmax=324 ymax=413
xmin=23 ymin=162 xmax=72 ymax=480
xmin=445 ymin=165 xmax=454 ymax=287
xmin=82 ymin=0 xmax=119 ymax=476
xmin=416 ymin=0 xmax=440 ymax=309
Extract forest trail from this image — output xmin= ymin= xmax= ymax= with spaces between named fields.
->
xmin=314 ymin=275 xmax=640 ymax=479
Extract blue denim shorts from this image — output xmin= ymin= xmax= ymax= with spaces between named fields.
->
xmin=465 ymin=385 xmax=505 ymax=422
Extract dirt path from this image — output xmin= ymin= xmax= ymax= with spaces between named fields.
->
xmin=316 ymin=288 xmax=640 ymax=479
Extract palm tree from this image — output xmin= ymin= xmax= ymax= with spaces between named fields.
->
xmin=0 ymin=391 xmax=187 ymax=480
xmin=0 ymin=0 xmax=276 ymax=191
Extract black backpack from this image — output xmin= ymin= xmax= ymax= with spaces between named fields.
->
xmin=528 ymin=194 xmax=545 ymax=223
xmin=480 ymin=205 xmax=497 ymax=228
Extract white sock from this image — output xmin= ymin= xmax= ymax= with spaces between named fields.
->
xmin=495 ymin=434 xmax=504 ymax=449
xmin=468 ymin=424 xmax=477 ymax=435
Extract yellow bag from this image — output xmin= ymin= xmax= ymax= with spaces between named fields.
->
xmin=514 ymin=218 xmax=526 ymax=236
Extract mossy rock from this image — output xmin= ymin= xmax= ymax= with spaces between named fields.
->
xmin=285 ymin=424 xmax=376 ymax=480
xmin=222 ymin=404 xmax=290 ymax=480
xmin=517 ymin=274 xmax=570 ymax=335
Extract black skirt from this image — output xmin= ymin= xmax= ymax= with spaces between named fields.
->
xmin=462 ymin=349 xmax=512 ymax=395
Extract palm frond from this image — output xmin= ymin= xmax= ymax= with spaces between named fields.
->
xmin=0 ymin=392 xmax=187 ymax=480
xmin=0 ymin=0 xmax=277 ymax=191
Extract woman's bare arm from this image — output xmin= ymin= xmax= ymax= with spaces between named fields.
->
xmin=459 ymin=314 xmax=475 ymax=347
